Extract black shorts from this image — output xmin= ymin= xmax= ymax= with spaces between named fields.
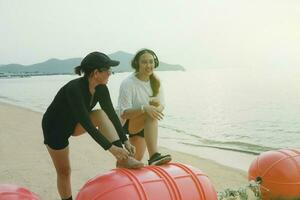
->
xmin=42 ymin=116 xmax=70 ymax=150
xmin=123 ymin=120 xmax=144 ymax=138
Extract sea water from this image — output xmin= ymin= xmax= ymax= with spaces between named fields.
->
xmin=1 ymin=68 xmax=299 ymax=169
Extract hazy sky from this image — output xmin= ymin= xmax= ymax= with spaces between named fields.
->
xmin=1 ymin=0 xmax=299 ymax=69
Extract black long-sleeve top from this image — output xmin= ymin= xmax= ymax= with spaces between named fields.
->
xmin=42 ymin=77 xmax=127 ymax=150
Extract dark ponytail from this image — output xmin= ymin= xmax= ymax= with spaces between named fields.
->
xmin=74 ymin=65 xmax=83 ymax=76
xmin=150 ymin=73 xmax=160 ymax=97
xmin=131 ymin=49 xmax=160 ymax=97
xmin=74 ymin=65 xmax=95 ymax=78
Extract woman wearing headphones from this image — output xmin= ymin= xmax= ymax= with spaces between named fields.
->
xmin=118 ymin=49 xmax=172 ymax=166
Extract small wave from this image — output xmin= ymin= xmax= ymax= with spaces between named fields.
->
xmin=0 ymin=96 xmax=21 ymax=103
xmin=0 ymin=95 xmax=9 ymax=100
xmin=159 ymin=124 xmax=188 ymax=134
xmin=160 ymin=124 xmax=276 ymax=153
xmin=181 ymin=142 xmax=263 ymax=155
xmin=285 ymin=130 xmax=300 ymax=134
xmin=180 ymin=139 xmax=277 ymax=155
xmin=192 ymin=135 xmax=276 ymax=153
xmin=212 ymin=140 xmax=275 ymax=151
xmin=181 ymin=142 xmax=261 ymax=155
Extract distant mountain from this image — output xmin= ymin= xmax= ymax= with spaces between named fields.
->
xmin=0 ymin=51 xmax=185 ymax=74
xmin=0 ymin=58 xmax=81 ymax=74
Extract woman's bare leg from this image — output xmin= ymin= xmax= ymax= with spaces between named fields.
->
xmin=46 ymin=146 xmax=72 ymax=199
xmin=47 ymin=109 xmax=120 ymax=199
xmin=129 ymin=136 xmax=146 ymax=161
xmin=143 ymin=116 xmax=158 ymax=157
xmin=72 ymin=109 xmax=118 ymax=141
xmin=128 ymin=114 xmax=158 ymax=159
xmin=127 ymin=115 xmax=146 ymax=160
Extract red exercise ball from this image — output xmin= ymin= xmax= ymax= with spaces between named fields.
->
xmin=248 ymin=149 xmax=300 ymax=199
xmin=76 ymin=163 xmax=217 ymax=200
xmin=0 ymin=184 xmax=40 ymax=200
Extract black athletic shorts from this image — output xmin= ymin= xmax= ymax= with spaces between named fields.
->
xmin=42 ymin=116 xmax=70 ymax=150
xmin=123 ymin=120 xmax=144 ymax=138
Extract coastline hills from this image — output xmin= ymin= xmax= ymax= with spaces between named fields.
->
xmin=0 ymin=51 xmax=184 ymax=76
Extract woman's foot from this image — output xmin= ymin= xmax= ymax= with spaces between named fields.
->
xmin=148 ymin=153 xmax=172 ymax=166
xmin=116 ymin=156 xmax=144 ymax=169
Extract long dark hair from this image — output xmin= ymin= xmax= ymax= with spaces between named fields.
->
xmin=131 ymin=49 xmax=160 ymax=97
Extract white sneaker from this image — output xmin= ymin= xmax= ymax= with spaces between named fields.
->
xmin=148 ymin=153 xmax=172 ymax=166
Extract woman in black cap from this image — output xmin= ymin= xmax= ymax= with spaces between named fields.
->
xmin=118 ymin=49 xmax=171 ymax=166
xmin=42 ymin=52 xmax=144 ymax=200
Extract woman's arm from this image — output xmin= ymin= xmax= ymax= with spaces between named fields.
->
xmin=121 ymin=106 xmax=144 ymax=120
xmin=66 ymin=84 xmax=112 ymax=150
xmin=122 ymin=102 xmax=164 ymax=120
xmin=95 ymin=84 xmax=128 ymax=143
xmin=118 ymin=79 xmax=164 ymax=120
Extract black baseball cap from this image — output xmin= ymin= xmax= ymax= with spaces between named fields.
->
xmin=79 ymin=52 xmax=119 ymax=69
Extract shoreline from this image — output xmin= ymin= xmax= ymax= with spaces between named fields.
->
xmin=0 ymin=100 xmax=256 ymax=171
xmin=0 ymin=101 xmax=249 ymax=198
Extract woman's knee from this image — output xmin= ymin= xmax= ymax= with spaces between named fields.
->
xmin=92 ymin=109 xmax=108 ymax=121
xmin=145 ymin=115 xmax=158 ymax=123
xmin=91 ymin=109 xmax=108 ymax=124
xmin=128 ymin=116 xmax=146 ymax=134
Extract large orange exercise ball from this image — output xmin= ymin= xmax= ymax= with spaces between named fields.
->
xmin=248 ymin=149 xmax=300 ymax=199
xmin=0 ymin=184 xmax=40 ymax=200
xmin=76 ymin=163 xmax=217 ymax=200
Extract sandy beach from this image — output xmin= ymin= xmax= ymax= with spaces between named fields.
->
xmin=0 ymin=102 xmax=249 ymax=199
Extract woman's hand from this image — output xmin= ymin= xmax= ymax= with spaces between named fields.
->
xmin=144 ymin=105 xmax=164 ymax=120
xmin=149 ymin=99 xmax=160 ymax=107
xmin=124 ymin=140 xmax=136 ymax=156
xmin=108 ymin=145 xmax=129 ymax=161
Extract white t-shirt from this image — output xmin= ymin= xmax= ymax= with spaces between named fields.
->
xmin=118 ymin=73 xmax=165 ymax=120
